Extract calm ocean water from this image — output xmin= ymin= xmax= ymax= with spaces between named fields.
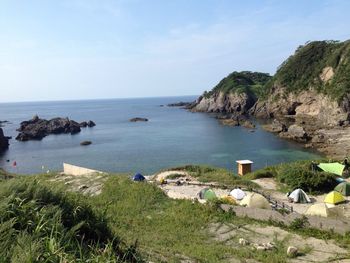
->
xmin=0 ymin=96 xmax=320 ymax=174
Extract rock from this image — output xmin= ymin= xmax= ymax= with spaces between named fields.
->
xmin=167 ymin=102 xmax=192 ymax=107
xmin=16 ymin=116 xmax=94 ymax=141
xmin=0 ymin=128 xmax=9 ymax=151
xmin=271 ymin=119 xmax=287 ymax=133
xmin=219 ymin=118 xmax=240 ymax=126
xmin=241 ymin=120 xmax=255 ymax=129
xmin=286 ymin=246 xmax=298 ymax=257
xmin=80 ymin=140 xmax=92 ymax=146
xmin=79 ymin=121 xmax=88 ymax=127
xmin=87 ymin=120 xmax=96 ymax=127
xmin=238 ymin=238 xmax=249 ymax=246
xmin=287 ymin=124 xmax=307 ymax=138
xmin=279 ymin=124 xmax=309 ymax=142
xmin=129 ymin=117 xmax=149 ymax=122
xmin=256 ymin=245 xmax=266 ymax=251
xmin=264 ymin=242 xmax=275 ymax=250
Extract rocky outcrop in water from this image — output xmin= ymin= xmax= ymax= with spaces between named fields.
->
xmin=0 ymin=128 xmax=9 ymax=151
xmin=167 ymin=102 xmax=194 ymax=108
xmin=129 ymin=117 xmax=148 ymax=122
xmin=16 ymin=115 xmax=95 ymax=141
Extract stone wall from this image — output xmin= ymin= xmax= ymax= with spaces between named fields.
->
xmin=221 ymin=204 xmax=350 ymax=235
xmin=63 ymin=163 xmax=103 ymax=176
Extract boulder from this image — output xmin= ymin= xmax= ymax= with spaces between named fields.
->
xmin=79 ymin=121 xmax=88 ymax=127
xmin=287 ymin=124 xmax=307 ymax=138
xmin=0 ymin=128 xmax=9 ymax=151
xmin=241 ymin=120 xmax=255 ymax=129
xmin=271 ymin=119 xmax=287 ymax=133
xmin=286 ymin=246 xmax=298 ymax=257
xmin=129 ymin=117 xmax=149 ymax=122
xmin=87 ymin=120 xmax=96 ymax=127
xmin=80 ymin=140 xmax=92 ymax=146
xmin=219 ymin=118 xmax=240 ymax=126
xmin=16 ymin=116 xmax=94 ymax=141
xmin=238 ymin=238 xmax=249 ymax=246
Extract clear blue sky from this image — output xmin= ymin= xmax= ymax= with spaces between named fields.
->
xmin=0 ymin=0 xmax=349 ymax=102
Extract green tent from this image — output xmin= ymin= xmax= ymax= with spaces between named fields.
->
xmin=334 ymin=182 xmax=350 ymax=196
xmin=198 ymin=188 xmax=217 ymax=200
xmin=318 ymin=163 xmax=345 ymax=176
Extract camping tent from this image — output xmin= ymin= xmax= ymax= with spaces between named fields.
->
xmin=305 ymin=203 xmax=343 ymax=218
xmin=198 ymin=188 xmax=217 ymax=200
xmin=240 ymin=193 xmax=271 ymax=209
xmin=318 ymin=163 xmax=345 ymax=176
xmin=230 ymin=188 xmax=246 ymax=200
xmin=334 ymin=182 xmax=350 ymax=196
xmin=221 ymin=195 xmax=237 ymax=205
xmin=324 ymin=191 xmax=345 ymax=205
xmin=288 ymin=188 xmax=311 ymax=203
xmin=132 ymin=173 xmax=146 ymax=181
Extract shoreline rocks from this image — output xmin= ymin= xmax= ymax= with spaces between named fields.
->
xmin=129 ymin=117 xmax=148 ymax=122
xmin=0 ymin=128 xmax=9 ymax=151
xmin=167 ymin=102 xmax=194 ymax=108
xmin=16 ymin=115 xmax=96 ymax=141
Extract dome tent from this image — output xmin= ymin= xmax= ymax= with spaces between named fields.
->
xmin=132 ymin=173 xmax=146 ymax=181
xmin=334 ymin=182 xmax=350 ymax=196
xmin=240 ymin=193 xmax=271 ymax=210
xmin=305 ymin=203 xmax=344 ymax=218
xmin=198 ymin=188 xmax=217 ymax=200
xmin=288 ymin=188 xmax=311 ymax=203
xmin=230 ymin=188 xmax=246 ymax=200
xmin=324 ymin=191 xmax=345 ymax=205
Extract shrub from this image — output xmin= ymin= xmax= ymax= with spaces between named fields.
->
xmin=277 ymin=167 xmax=337 ymax=194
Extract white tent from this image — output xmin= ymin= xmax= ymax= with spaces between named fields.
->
xmin=230 ymin=188 xmax=246 ymax=200
xmin=288 ymin=188 xmax=311 ymax=203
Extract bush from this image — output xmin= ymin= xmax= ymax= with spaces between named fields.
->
xmin=277 ymin=167 xmax=337 ymax=194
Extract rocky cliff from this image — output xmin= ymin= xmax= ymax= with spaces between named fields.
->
xmin=191 ymin=40 xmax=350 ymax=157
xmin=191 ymin=71 xmax=271 ymax=115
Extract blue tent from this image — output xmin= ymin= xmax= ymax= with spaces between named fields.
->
xmin=132 ymin=173 xmax=145 ymax=181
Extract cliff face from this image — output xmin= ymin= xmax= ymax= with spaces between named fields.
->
xmin=191 ymin=71 xmax=271 ymax=115
xmin=192 ymin=92 xmax=255 ymax=114
xmin=251 ymin=40 xmax=350 ymax=127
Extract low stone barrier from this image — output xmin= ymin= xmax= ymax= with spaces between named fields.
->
xmin=220 ymin=204 xmax=350 ymax=235
xmin=63 ymin=163 xmax=104 ymax=176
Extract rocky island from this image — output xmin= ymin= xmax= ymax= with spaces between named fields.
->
xmin=0 ymin=128 xmax=9 ymax=151
xmin=16 ymin=115 xmax=96 ymax=141
xmin=185 ymin=40 xmax=350 ymax=158
xmin=129 ymin=117 xmax=148 ymax=122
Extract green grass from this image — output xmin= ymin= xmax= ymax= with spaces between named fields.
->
xmin=166 ymin=164 xmax=259 ymax=189
xmin=0 ymin=177 xmax=141 ymax=262
xmin=1 ymin=162 xmax=350 ymax=262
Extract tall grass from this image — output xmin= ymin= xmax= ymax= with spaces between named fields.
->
xmin=0 ymin=178 xmax=143 ymax=262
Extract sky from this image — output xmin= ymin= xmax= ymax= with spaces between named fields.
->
xmin=0 ymin=0 xmax=349 ymax=102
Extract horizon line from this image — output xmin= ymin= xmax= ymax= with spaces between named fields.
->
xmin=0 ymin=94 xmax=200 ymax=105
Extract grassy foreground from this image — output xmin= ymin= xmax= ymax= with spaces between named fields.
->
xmin=0 ymin=164 xmax=350 ymax=262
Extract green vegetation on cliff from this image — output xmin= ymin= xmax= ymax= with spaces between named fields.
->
xmin=202 ymin=40 xmax=350 ymax=104
xmin=203 ymin=71 xmax=272 ymax=98
xmin=264 ymin=40 xmax=350 ymax=101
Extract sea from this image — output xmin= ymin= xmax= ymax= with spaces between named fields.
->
xmin=0 ymin=96 xmax=320 ymax=175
